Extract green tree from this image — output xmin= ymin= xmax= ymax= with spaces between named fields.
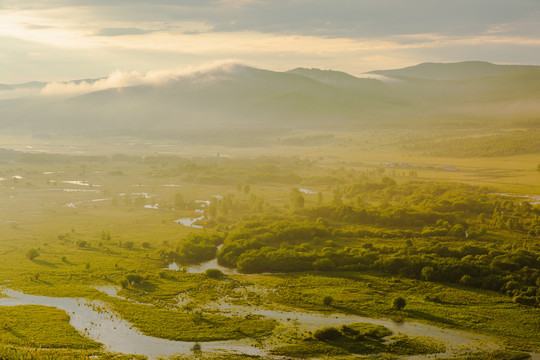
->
xmin=205 ymin=268 xmax=223 ymax=279
xmin=126 ymin=274 xmax=143 ymax=285
xmin=421 ymin=266 xmax=435 ymax=281
xmin=26 ymin=248 xmax=39 ymax=260
xmin=290 ymin=188 xmax=305 ymax=209
xmin=317 ymin=191 xmax=323 ymax=205
xmin=313 ymin=258 xmax=336 ymax=271
xmin=119 ymin=279 xmax=129 ymax=289
xmin=392 ymin=297 xmax=406 ymax=310
xmin=323 ymin=296 xmax=334 ymax=306
xmin=174 ymin=193 xmax=186 ymax=209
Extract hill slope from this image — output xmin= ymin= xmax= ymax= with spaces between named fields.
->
xmin=1 ymin=62 xmax=539 ymax=136
xmin=368 ymin=61 xmax=540 ymax=80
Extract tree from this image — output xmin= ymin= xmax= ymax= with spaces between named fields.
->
xmin=448 ymin=224 xmax=466 ymax=238
xmin=392 ymin=296 xmax=406 ymax=310
xmin=174 ymin=193 xmax=186 ymax=209
xmin=323 ymin=296 xmax=334 ymax=306
xmin=421 ymin=266 xmax=434 ymax=281
xmin=313 ymin=258 xmax=336 ymax=271
xmin=126 ymin=274 xmax=143 ymax=285
xmin=205 ymin=268 xmax=223 ymax=279
xmin=26 ymin=248 xmax=39 ymax=260
xmin=290 ymin=188 xmax=304 ymax=209
xmin=191 ymin=342 xmax=202 ymax=355
xmin=317 ymin=191 xmax=323 ymax=205
xmin=119 ymin=279 xmax=129 ymax=289
xmin=313 ymin=327 xmax=342 ymax=340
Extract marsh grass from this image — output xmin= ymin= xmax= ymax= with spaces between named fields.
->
xmin=0 ymin=132 xmax=538 ymax=357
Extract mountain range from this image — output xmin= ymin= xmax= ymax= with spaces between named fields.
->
xmin=1 ymin=61 xmax=539 ymax=137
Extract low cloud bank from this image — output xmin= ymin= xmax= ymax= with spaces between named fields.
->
xmin=39 ymin=60 xmax=245 ymax=97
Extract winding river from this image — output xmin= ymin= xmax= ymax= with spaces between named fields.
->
xmin=2 ymin=286 xmax=538 ymax=359
xmin=0 ymin=289 xmax=262 ymax=359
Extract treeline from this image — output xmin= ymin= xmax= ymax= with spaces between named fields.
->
xmin=0 ymin=148 xmax=107 ymax=163
xmin=212 ymin=179 xmax=540 ymax=306
xmin=336 ymin=180 xmax=539 ymax=236
xmin=216 ymin=216 xmax=540 ymax=306
xmin=404 ymin=130 xmax=540 ymax=157
xmin=141 ymin=156 xmax=310 ymax=186
xmin=159 ymin=233 xmax=223 ymax=264
xmin=298 ymin=205 xmax=456 ymax=229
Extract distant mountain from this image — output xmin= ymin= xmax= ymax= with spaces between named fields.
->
xmin=368 ymin=61 xmax=540 ymax=81
xmin=0 ymin=65 xmax=407 ymax=134
xmin=1 ymin=62 xmax=539 ymax=137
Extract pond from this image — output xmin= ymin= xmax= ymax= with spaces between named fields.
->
xmin=173 ymin=199 xmax=213 ymax=229
xmin=173 ymin=215 xmax=204 ymax=229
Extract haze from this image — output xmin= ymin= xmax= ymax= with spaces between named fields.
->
xmin=2 ymin=0 xmax=540 ymax=83
xmin=0 ymin=2 xmax=540 ymax=360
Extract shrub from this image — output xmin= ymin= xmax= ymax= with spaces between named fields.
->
xmin=119 ymin=279 xmax=129 ymax=289
xmin=339 ymin=325 xmax=360 ymax=337
xmin=460 ymin=274 xmax=473 ymax=286
xmin=125 ymin=273 xmax=143 ymax=285
xmin=313 ymin=258 xmax=336 ymax=271
xmin=26 ymin=248 xmax=39 ymax=260
xmin=191 ymin=342 xmax=201 ymax=353
xmin=392 ymin=297 xmax=406 ymax=310
xmin=323 ymin=296 xmax=334 ymax=306
xmin=313 ymin=327 xmax=342 ymax=341
xmin=205 ymin=268 xmax=223 ymax=279
xmin=421 ymin=266 xmax=434 ymax=281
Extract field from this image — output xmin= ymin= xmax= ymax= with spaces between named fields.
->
xmin=0 ymin=128 xmax=539 ymax=360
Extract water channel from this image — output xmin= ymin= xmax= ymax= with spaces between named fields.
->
xmin=2 ymin=284 xmax=538 ymax=359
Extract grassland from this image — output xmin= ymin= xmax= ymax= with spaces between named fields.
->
xmin=0 ymin=129 xmax=538 ymax=359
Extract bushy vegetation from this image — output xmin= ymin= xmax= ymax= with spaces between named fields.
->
xmin=0 ymin=131 xmax=538 ymax=358
xmin=405 ymin=130 xmax=540 ymax=157
xmin=271 ymin=323 xmax=443 ymax=358
xmin=216 ymin=181 xmax=540 ymax=306
xmin=160 ymin=233 xmax=223 ymax=264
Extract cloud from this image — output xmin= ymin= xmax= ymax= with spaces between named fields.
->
xmin=95 ymin=27 xmax=156 ymax=36
xmin=1 ymin=0 xmax=540 ymax=83
xmin=40 ymin=60 xmax=244 ymax=96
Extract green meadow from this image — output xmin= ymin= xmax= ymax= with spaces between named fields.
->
xmin=0 ymin=128 xmax=538 ymax=359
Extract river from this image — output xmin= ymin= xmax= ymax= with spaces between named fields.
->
xmin=1 ymin=286 xmax=538 ymax=360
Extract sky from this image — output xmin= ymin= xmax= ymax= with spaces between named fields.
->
xmin=1 ymin=0 xmax=540 ymax=83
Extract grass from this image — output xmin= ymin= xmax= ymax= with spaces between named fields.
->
xmin=0 ymin=131 xmax=538 ymax=358
xmin=269 ymin=323 xmax=444 ymax=358
xmin=0 ymin=306 xmax=101 ymax=349
xmin=107 ymin=298 xmax=276 ymax=341
xmin=241 ymin=272 xmax=540 ymax=351
xmin=438 ymin=350 xmax=532 ymax=360
xmin=0 ymin=345 xmax=146 ymax=360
